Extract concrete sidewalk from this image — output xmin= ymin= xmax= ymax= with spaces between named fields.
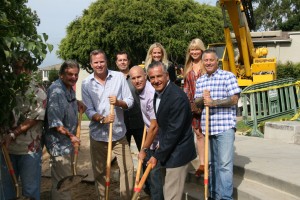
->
xmin=233 ymin=134 xmax=300 ymax=198
xmin=185 ymin=133 xmax=300 ymax=199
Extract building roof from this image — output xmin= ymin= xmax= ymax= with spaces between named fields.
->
xmin=39 ymin=63 xmax=61 ymax=71
xmin=230 ymin=30 xmax=293 ymax=44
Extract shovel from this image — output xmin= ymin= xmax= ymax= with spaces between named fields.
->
xmin=57 ymin=110 xmax=88 ymax=192
xmin=204 ymin=106 xmax=210 ymax=200
xmin=105 ymin=105 xmax=114 ymax=200
xmin=132 ymin=163 xmax=152 ymax=200
xmin=1 ymin=144 xmax=20 ymax=199
xmin=134 ymin=125 xmax=147 ymax=192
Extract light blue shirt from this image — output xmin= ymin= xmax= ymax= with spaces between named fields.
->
xmin=82 ymin=70 xmax=134 ymax=142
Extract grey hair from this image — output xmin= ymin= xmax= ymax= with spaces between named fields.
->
xmin=202 ymin=49 xmax=219 ymax=60
xmin=147 ymin=61 xmax=168 ymax=73
xmin=59 ymin=60 xmax=80 ymax=75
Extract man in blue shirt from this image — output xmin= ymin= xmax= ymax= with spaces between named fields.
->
xmin=82 ymin=49 xmax=134 ymax=200
xmin=195 ymin=49 xmax=241 ymax=200
xmin=44 ymin=60 xmax=84 ymax=200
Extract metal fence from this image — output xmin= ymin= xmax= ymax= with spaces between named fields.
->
xmin=241 ymin=78 xmax=300 ymax=136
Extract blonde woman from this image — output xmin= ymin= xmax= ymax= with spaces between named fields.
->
xmin=183 ymin=38 xmax=206 ymax=177
xmin=144 ymin=42 xmax=176 ymax=82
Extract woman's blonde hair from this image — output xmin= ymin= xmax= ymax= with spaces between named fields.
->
xmin=183 ymin=38 xmax=206 ymax=78
xmin=144 ymin=42 xmax=169 ymax=70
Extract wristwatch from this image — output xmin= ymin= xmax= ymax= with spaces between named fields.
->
xmin=99 ymin=117 xmax=105 ymax=124
xmin=142 ymin=148 xmax=149 ymax=153
xmin=9 ymin=132 xmax=16 ymax=140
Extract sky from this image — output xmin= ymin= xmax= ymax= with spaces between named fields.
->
xmin=27 ymin=0 xmax=216 ymax=68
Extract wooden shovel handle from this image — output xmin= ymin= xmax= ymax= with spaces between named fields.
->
xmin=105 ymin=105 xmax=114 ymax=200
xmin=73 ymin=110 xmax=83 ymax=175
xmin=204 ymin=106 xmax=209 ymax=199
xmin=132 ymin=164 xmax=152 ymax=200
xmin=134 ymin=125 xmax=147 ymax=188
xmin=2 ymin=145 xmax=20 ymax=198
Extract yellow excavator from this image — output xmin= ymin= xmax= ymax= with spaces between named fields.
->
xmin=209 ymin=0 xmax=277 ymax=87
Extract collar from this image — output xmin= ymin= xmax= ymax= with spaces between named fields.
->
xmin=155 ymin=80 xmax=170 ymax=97
xmin=205 ymin=68 xmax=220 ymax=78
xmin=90 ymin=69 xmax=112 ymax=82
xmin=58 ymin=79 xmax=75 ymax=102
xmin=139 ymin=81 xmax=151 ymax=99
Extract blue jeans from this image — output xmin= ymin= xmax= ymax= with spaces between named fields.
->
xmin=144 ymin=149 xmax=164 ymax=200
xmin=1 ymin=150 xmax=42 ymax=200
xmin=209 ymin=128 xmax=235 ymax=200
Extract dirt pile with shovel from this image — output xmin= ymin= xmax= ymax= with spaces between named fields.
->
xmin=40 ymin=126 xmax=150 ymax=200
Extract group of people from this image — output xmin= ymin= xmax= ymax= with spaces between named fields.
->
xmin=1 ymin=39 xmax=241 ymax=200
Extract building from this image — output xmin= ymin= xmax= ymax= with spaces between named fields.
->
xmin=235 ymin=30 xmax=300 ymax=64
xmin=39 ymin=63 xmax=61 ymax=82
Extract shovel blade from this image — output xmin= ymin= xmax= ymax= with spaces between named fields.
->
xmin=56 ymin=174 xmax=88 ymax=192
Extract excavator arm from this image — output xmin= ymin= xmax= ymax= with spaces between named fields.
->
xmin=211 ymin=0 xmax=276 ymax=87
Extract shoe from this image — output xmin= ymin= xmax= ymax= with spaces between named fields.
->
xmin=195 ymin=165 xmax=204 ymax=177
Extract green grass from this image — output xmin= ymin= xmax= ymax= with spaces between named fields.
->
xmin=236 ymin=120 xmax=251 ymax=133
xmin=82 ymin=113 xmax=89 ymax=121
xmin=236 ymin=113 xmax=295 ymax=133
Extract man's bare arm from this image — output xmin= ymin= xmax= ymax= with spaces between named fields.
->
xmin=205 ymin=94 xmax=239 ymax=107
xmin=142 ymin=119 xmax=158 ymax=149
xmin=194 ymin=97 xmax=204 ymax=109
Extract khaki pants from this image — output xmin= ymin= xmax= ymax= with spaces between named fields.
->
xmin=162 ymin=163 xmax=189 ymax=200
xmin=90 ymin=136 xmax=134 ymax=200
xmin=50 ymin=154 xmax=73 ymax=200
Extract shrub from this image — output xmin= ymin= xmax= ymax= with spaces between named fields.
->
xmin=277 ymin=61 xmax=300 ymax=80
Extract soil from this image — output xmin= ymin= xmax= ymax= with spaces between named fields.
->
xmin=40 ymin=170 xmax=151 ymax=200
xmin=41 ymin=131 xmax=151 ymax=200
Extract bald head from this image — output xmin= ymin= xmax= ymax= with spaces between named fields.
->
xmin=129 ymin=66 xmax=147 ymax=92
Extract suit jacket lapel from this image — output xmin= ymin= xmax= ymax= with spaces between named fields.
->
xmin=156 ymin=83 xmax=171 ymax=117
xmin=154 ymin=93 xmax=158 ymax=114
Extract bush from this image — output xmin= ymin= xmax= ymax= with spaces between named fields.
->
xmin=277 ymin=61 xmax=300 ymax=80
xmin=48 ymin=68 xmax=59 ymax=83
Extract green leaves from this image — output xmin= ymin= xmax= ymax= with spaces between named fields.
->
xmin=0 ymin=0 xmax=53 ymax=131
xmin=58 ymin=0 xmax=224 ymax=71
xmin=253 ymin=0 xmax=300 ymax=31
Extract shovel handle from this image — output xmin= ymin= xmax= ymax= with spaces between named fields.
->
xmin=105 ymin=105 xmax=114 ymax=200
xmin=134 ymin=125 xmax=147 ymax=188
xmin=132 ymin=163 xmax=152 ymax=200
xmin=204 ymin=106 xmax=209 ymax=199
xmin=73 ymin=110 xmax=83 ymax=175
xmin=2 ymin=145 xmax=20 ymax=198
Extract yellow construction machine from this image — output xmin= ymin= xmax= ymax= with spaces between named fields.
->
xmin=209 ymin=0 xmax=276 ymax=87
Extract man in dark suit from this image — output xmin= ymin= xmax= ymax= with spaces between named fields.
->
xmin=147 ymin=61 xmax=196 ymax=200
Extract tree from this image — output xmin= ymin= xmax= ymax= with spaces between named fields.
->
xmin=57 ymin=0 xmax=224 ymax=71
xmin=48 ymin=69 xmax=59 ymax=83
xmin=0 ymin=0 xmax=53 ymax=132
xmin=253 ymin=0 xmax=300 ymax=31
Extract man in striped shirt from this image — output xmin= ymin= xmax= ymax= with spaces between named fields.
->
xmin=195 ymin=49 xmax=241 ymax=200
